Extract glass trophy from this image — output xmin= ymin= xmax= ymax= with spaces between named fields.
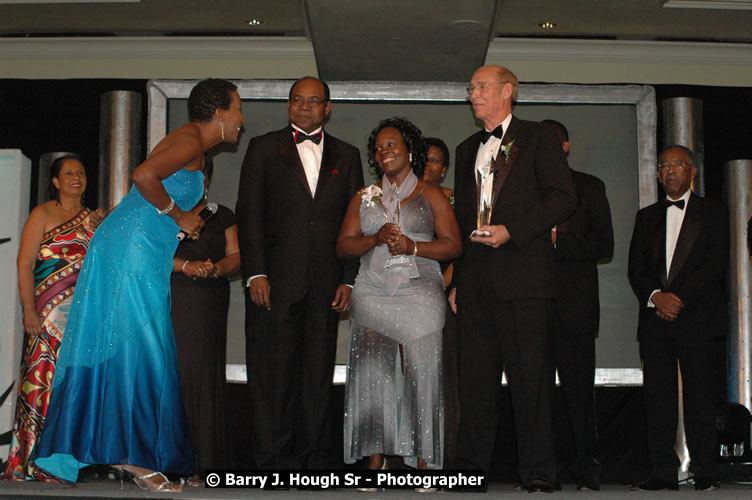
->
xmin=384 ymin=198 xmax=413 ymax=269
xmin=472 ymin=161 xmax=493 ymax=238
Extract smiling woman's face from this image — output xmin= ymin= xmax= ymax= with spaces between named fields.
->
xmin=53 ymin=159 xmax=87 ymax=198
xmin=374 ymin=127 xmax=411 ymax=178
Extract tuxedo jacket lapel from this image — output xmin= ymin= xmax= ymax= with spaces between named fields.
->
xmin=313 ymin=134 xmax=340 ymax=202
xmin=491 ymin=118 xmax=519 ymax=207
xmin=463 ymin=132 xmax=483 ymax=212
xmin=280 ymin=126 xmax=313 ymax=199
xmin=667 ymin=194 xmax=702 ymax=287
xmin=647 ymin=207 xmax=669 ymax=288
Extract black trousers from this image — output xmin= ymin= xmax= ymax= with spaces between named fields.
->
xmin=246 ymin=289 xmax=339 ymax=469
xmin=640 ymin=335 xmax=720 ymax=481
xmin=455 ymin=295 xmax=557 ymax=484
xmin=551 ymin=321 xmax=600 ymax=478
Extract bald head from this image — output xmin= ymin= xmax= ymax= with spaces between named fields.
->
xmin=468 ymin=65 xmax=519 ymax=130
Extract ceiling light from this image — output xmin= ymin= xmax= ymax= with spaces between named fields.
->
xmin=538 ymin=22 xmax=557 ymax=29
xmin=247 ymin=19 xmax=263 ymax=26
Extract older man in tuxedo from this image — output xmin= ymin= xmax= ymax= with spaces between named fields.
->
xmin=236 ymin=76 xmax=363 ymax=469
xmin=628 ymin=145 xmax=727 ymax=491
xmin=449 ymin=65 xmax=576 ymax=492
xmin=544 ymin=119 xmax=613 ymax=491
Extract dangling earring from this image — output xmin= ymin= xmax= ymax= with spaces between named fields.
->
xmin=203 ymin=188 xmax=209 ymax=203
xmin=409 ymin=152 xmax=413 ymax=163
xmin=220 ymin=121 xmax=225 ymax=141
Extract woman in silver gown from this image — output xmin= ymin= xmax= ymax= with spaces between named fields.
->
xmin=337 ymin=117 xmax=461 ymax=474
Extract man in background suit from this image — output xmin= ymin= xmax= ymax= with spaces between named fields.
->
xmin=236 ymin=76 xmax=364 ymax=469
xmin=628 ymin=145 xmax=727 ymax=491
xmin=544 ymin=119 xmax=614 ymax=491
xmin=449 ymin=65 xmax=576 ymax=492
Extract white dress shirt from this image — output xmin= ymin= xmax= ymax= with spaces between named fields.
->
xmin=292 ymin=124 xmax=324 ymax=197
xmin=474 ymin=113 xmax=513 ymax=208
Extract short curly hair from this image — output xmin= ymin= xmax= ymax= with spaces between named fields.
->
xmin=424 ymin=137 xmax=450 ymax=168
xmin=187 ymin=78 xmax=238 ymax=123
xmin=367 ymin=117 xmax=427 ymax=179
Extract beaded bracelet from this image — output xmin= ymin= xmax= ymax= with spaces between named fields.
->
xmin=157 ymin=197 xmax=175 ymax=215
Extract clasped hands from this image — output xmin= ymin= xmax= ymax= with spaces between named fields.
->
xmin=652 ymin=291 xmax=684 ymax=322
xmin=375 ymin=222 xmax=415 ymax=255
xmin=183 ymin=258 xmax=217 ymax=279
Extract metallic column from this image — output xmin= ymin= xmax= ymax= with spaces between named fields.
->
xmin=661 ymin=97 xmax=704 ymax=196
xmin=38 ymin=152 xmax=75 ymax=204
xmin=99 ymin=91 xmax=142 ymax=209
xmin=662 ymin=96 xmax=706 ymax=473
xmin=724 ymin=159 xmax=752 ymax=412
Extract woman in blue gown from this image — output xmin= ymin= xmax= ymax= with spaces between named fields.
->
xmin=35 ymin=78 xmax=245 ymax=492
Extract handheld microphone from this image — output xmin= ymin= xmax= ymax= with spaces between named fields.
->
xmin=177 ymin=202 xmax=218 ymax=241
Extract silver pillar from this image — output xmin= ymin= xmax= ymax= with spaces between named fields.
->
xmin=661 ymin=97 xmax=705 ymax=196
xmin=662 ymin=97 xmax=706 ymax=473
xmin=724 ymin=159 xmax=752 ymax=412
xmin=99 ymin=91 xmax=142 ymax=209
xmin=38 ymin=152 xmax=76 ymax=204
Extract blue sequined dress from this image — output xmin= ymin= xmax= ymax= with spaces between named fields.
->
xmin=35 ymin=169 xmax=203 ymax=482
xmin=344 ymin=192 xmax=444 ymax=469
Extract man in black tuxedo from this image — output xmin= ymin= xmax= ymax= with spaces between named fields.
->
xmin=628 ymin=145 xmax=727 ymax=491
xmin=543 ymin=119 xmax=613 ymax=490
xmin=236 ymin=76 xmax=363 ymax=469
xmin=449 ymin=65 xmax=576 ymax=491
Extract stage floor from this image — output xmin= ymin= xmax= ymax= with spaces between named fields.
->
xmin=1 ymin=479 xmax=751 ymax=499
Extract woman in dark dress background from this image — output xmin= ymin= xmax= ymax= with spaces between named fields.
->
xmin=170 ymin=156 xmax=240 ymax=484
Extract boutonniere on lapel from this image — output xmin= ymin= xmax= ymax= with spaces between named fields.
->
xmin=359 ymin=184 xmax=382 ymax=207
xmin=500 ymin=139 xmax=515 ymax=162
xmin=332 ymin=169 xmax=340 ymax=174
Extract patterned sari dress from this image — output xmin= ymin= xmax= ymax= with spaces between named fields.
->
xmin=3 ymin=208 xmax=94 ymax=481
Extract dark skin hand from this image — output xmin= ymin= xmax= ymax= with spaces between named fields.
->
xmin=379 ymin=222 xmax=409 ymax=255
xmin=250 ymin=276 xmax=271 ymax=311
xmin=652 ymin=291 xmax=684 ymax=321
xmin=331 ymin=285 xmax=352 ymax=312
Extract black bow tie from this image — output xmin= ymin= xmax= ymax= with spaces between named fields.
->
xmin=480 ymin=125 xmax=503 ymax=144
xmin=662 ymin=198 xmax=685 ymax=210
xmin=294 ymin=130 xmax=323 ymax=145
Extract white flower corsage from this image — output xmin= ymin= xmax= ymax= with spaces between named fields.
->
xmin=500 ymin=139 xmax=515 ymax=161
xmin=360 ymin=184 xmax=383 ymax=206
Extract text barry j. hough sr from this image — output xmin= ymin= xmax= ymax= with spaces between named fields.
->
xmin=215 ymin=471 xmax=485 ymax=490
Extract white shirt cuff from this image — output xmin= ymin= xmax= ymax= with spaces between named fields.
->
xmin=647 ymin=289 xmax=660 ymax=308
xmin=246 ymin=274 xmax=267 ymax=288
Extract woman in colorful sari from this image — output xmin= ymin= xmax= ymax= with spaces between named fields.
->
xmin=4 ymin=154 xmax=105 ymax=481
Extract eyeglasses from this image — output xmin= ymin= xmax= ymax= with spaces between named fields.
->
xmin=290 ymin=96 xmax=327 ymax=107
xmin=658 ymin=160 xmax=691 ymax=172
xmin=466 ymin=81 xmax=505 ymax=95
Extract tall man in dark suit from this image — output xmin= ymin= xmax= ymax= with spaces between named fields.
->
xmin=448 ymin=65 xmax=576 ymax=492
xmin=236 ymin=77 xmax=364 ymax=469
xmin=628 ymin=145 xmax=727 ymax=491
xmin=543 ymin=119 xmax=613 ymax=490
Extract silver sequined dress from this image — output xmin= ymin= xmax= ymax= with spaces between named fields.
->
xmin=344 ymin=192 xmax=444 ymax=468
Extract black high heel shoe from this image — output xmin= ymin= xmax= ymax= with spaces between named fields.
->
xmin=111 ymin=465 xmax=135 ymax=490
